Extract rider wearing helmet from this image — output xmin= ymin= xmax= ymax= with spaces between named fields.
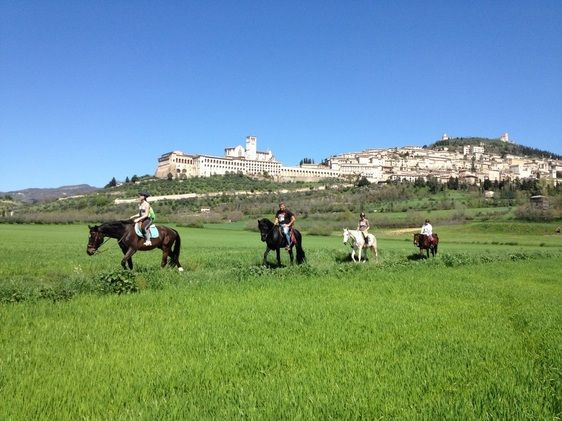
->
xmin=130 ymin=192 xmax=153 ymax=246
xmin=357 ymin=212 xmax=370 ymax=243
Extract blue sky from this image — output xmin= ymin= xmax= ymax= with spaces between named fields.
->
xmin=1 ymin=0 xmax=561 ymax=191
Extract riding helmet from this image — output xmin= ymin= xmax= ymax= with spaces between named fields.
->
xmin=139 ymin=191 xmax=150 ymax=198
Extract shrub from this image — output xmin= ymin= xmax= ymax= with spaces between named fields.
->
xmin=95 ymin=270 xmax=138 ymax=295
xmin=306 ymin=223 xmax=333 ymax=236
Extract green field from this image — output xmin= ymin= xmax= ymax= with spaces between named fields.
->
xmin=0 ymin=223 xmax=561 ymax=418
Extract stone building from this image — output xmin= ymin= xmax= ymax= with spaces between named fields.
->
xmin=154 ymin=135 xmax=562 ymax=186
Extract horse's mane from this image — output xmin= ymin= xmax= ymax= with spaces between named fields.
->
xmin=98 ymin=220 xmax=133 ymax=236
xmin=102 ymin=220 xmax=133 ymax=227
xmin=258 ymin=218 xmax=274 ymax=228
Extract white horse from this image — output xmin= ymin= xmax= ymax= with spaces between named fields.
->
xmin=342 ymin=228 xmax=378 ymax=262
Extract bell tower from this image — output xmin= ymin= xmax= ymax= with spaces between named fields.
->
xmin=245 ymin=136 xmax=257 ymax=160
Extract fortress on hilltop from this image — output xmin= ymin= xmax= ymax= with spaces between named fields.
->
xmin=155 ymin=134 xmax=562 ymax=186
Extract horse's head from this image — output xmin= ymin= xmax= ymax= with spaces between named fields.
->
xmin=257 ymin=219 xmax=274 ymax=242
xmin=87 ymin=225 xmax=105 ymax=255
xmin=342 ymin=228 xmax=350 ymax=245
xmin=413 ymin=233 xmax=420 ymax=247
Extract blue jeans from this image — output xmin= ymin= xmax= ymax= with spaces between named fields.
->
xmin=281 ymin=224 xmax=291 ymax=246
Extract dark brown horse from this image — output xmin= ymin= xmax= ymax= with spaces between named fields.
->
xmin=257 ymin=218 xmax=306 ymax=266
xmin=87 ymin=220 xmax=183 ymax=271
xmin=414 ymin=233 xmax=439 ymax=258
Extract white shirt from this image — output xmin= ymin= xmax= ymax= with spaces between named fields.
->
xmin=421 ymin=223 xmax=432 ymax=235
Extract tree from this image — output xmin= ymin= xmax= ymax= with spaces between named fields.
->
xmin=447 ymin=176 xmax=459 ymax=190
xmin=125 ymin=176 xmax=130 ymax=183
xmin=299 ymin=158 xmax=315 ymax=166
xmin=426 ymin=177 xmax=440 ymax=194
xmin=105 ymin=177 xmax=117 ymax=188
xmin=482 ymin=179 xmax=492 ymax=191
xmin=414 ymin=177 xmax=426 ymax=188
xmin=355 ymin=176 xmax=370 ymax=187
xmin=131 ymin=175 xmax=139 ymax=183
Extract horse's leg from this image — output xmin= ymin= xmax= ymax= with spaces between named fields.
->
xmin=161 ymin=246 xmax=170 ymax=268
xmin=122 ymin=247 xmax=137 ymax=270
xmin=351 ymin=248 xmax=356 ymax=262
xmin=118 ymin=243 xmax=133 ymax=269
xmin=276 ymin=248 xmax=282 ymax=267
xmin=263 ymin=247 xmax=271 ymax=266
xmin=288 ymin=248 xmax=294 ymax=264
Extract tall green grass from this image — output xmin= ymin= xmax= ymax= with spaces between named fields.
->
xmin=0 ymin=223 xmax=561 ymax=418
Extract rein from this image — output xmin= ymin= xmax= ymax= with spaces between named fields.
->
xmin=91 ymin=229 xmax=129 ymax=255
xmin=91 ymin=237 xmax=111 ymax=254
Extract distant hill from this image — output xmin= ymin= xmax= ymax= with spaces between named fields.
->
xmin=0 ymin=184 xmax=99 ymax=203
xmin=430 ymin=137 xmax=562 ymax=159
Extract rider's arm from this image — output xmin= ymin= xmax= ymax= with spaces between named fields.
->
xmin=288 ymin=214 xmax=296 ymax=227
xmin=134 ymin=203 xmax=149 ymax=223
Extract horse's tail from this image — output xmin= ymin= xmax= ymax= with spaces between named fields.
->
xmin=370 ymin=235 xmax=378 ymax=257
xmin=171 ymin=229 xmax=182 ymax=268
xmin=295 ymin=232 xmax=306 ymax=264
xmin=433 ymin=233 xmax=438 ymax=255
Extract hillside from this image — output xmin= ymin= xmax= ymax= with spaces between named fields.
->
xmin=430 ymin=137 xmax=561 ymax=159
xmin=2 ymin=173 xmax=561 ymax=230
xmin=0 ymin=184 xmax=99 ymax=204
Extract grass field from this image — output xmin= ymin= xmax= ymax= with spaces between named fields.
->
xmin=0 ymin=222 xmax=561 ymax=418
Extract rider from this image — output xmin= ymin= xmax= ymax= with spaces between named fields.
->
xmin=420 ymin=219 xmax=433 ymax=242
xmin=357 ymin=212 xmax=370 ymax=244
xmin=130 ymin=192 xmax=153 ymax=246
xmin=274 ymin=201 xmax=296 ymax=250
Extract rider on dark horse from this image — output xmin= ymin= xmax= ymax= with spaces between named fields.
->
xmin=274 ymin=201 xmax=296 ymax=251
xmin=130 ymin=192 xmax=153 ymax=246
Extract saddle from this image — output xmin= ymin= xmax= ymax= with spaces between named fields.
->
xmin=277 ymin=226 xmax=297 ymax=246
xmin=421 ymin=233 xmax=436 ymax=246
xmin=134 ymin=224 xmax=159 ymax=239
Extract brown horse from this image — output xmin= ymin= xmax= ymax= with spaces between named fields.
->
xmin=414 ymin=233 xmax=439 ymax=258
xmin=87 ymin=220 xmax=183 ymax=270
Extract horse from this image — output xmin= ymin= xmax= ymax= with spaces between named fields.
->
xmin=413 ymin=233 xmax=439 ymax=258
xmin=342 ymin=228 xmax=378 ymax=262
xmin=257 ymin=218 xmax=306 ymax=266
xmin=87 ymin=220 xmax=183 ymax=271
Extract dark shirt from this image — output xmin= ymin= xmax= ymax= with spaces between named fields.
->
xmin=275 ymin=209 xmax=294 ymax=225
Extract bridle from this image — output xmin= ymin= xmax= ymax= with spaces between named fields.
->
xmin=87 ymin=228 xmax=128 ymax=254
xmin=260 ymin=222 xmax=277 ymax=242
xmin=343 ymin=230 xmax=356 ymax=247
xmin=88 ymin=230 xmax=108 ymax=254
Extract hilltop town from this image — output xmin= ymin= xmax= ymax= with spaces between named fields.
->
xmin=155 ymin=134 xmax=562 ymax=186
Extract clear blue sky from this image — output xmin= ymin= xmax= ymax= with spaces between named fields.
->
xmin=1 ymin=0 xmax=561 ymax=191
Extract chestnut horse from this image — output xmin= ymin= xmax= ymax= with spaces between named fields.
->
xmin=413 ymin=233 xmax=439 ymax=258
xmin=87 ymin=220 xmax=183 ymax=270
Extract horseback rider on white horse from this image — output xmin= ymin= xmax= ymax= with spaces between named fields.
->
xmin=357 ymin=212 xmax=370 ymax=244
xmin=343 ymin=228 xmax=378 ymax=262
